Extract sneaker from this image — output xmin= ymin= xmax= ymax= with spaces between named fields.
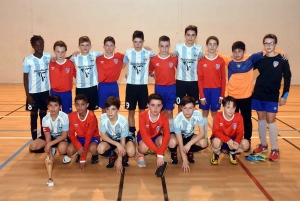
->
xmin=63 ymin=155 xmax=71 ymax=164
xmin=187 ymin=152 xmax=195 ymax=164
xmin=229 ymin=152 xmax=238 ymax=165
xmin=137 ymin=155 xmax=146 ymax=167
xmin=75 ymin=154 xmax=80 ymax=163
xmin=122 ymin=155 xmax=130 ymax=167
xmin=170 ymin=152 xmax=178 ymax=164
xmin=46 ymin=179 xmax=54 ymax=187
xmin=52 ymin=148 xmax=56 ymax=155
xmin=268 ymin=149 xmax=279 ymax=161
xmin=253 ymin=144 xmax=268 ymax=154
xmin=106 ymin=155 xmax=118 ymax=168
xmin=91 ymin=154 xmax=99 ymax=164
xmin=210 ymin=152 xmax=219 ymax=165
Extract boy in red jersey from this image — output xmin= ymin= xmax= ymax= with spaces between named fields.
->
xmin=96 ymin=36 xmax=124 ymax=113
xmin=198 ymin=36 xmax=226 ymax=139
xmin=49 ymin=41 xmax=76 ymax=114
xmin=136 ymin=94 xmax=177 ymax=168
xmin=210 ymin=96 xmax=249 ymax=165
xmin=67 ymin=94 xmax=100 ymax=170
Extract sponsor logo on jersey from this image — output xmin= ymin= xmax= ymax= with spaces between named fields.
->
xmin=66 ymin=68 xmax=70 ymax=73
xmin=232 ymin=123 xmax=237 ymax=129
xmin=51 ymin=67 xmax=55 ymax=70
xmin=101 ymin=61 xmax=104 ymax=64
xmin=203 ymin=64 xmax=207 ymax=67
xmin=274 ymin=107 xmax=277 ymax=110
xmin=156 ymin=63 xmax=160 ymax=66
xmin=216 ymin=64 xmax=220 ymax=69
xmin=169 ymin=62 xmax=173 ymax=68
xmin=114 ymin=59 xmax=118 ymax=64
xmin=220 ymin=122 xmax=223 ymax=126
xmin=273 ymin=61 xmax=279 ymax=67
xmin=74 ymin=123 xmax=78 ymax=127
xmin=146 ymin=124 xmax=149 ymax=128
xmin=237 ymin=64 xmax=241 ymax=68
xmin=156 ymin=126 xmax=161 ymax=131
xmin=90 ymin=59 xmax=94 ymax=62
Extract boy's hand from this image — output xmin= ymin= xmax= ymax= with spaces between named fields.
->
xmin=72 ymin=51 xmax=80 ymax=57
xmin=116 ymin=158 xmax=123 ymax=174
xmin=279 ymin=97 xmax=287 ymax=106
xmin=280 ymin=51 xmax=288 ymax=60
xmin=51 ymin=57 xmax=56 ymax=62
xmin=78 ymin=147 xmax=84 ymax=156
xmin=44 ymin=144 xmax=51 ymax=154
xmin=27 ymin=95 xmax=35 ymax=106
xmin=227 ymin=140 xmax=234 ymax=150
xmin=232 ymin=142 xmax=239 ymax=150
xmin=116 ymin=144 xmax=126 ymax=156
xmin=183 ymin=144 xmax=191 ymax=153
xmin=170 ymin=52 xmax=176 ymax=57
xmin=219 ymin=97 xmax=223 ymax=104
xmin=144 ymin=46 xmax=152 ymax=51
xmin=182 ymin=160 xmax=190 ymax=173
xmin=200 ymin=99 xmax=206 ymax=106
xmin=157 ymin=157 xmax=164 ymax=167
xmin=79 ymin=162 xmax=85 ymax=171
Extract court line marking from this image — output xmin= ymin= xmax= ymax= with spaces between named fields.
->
xmin=117 ymin=167 xmax=125 ymax=201
xmin=0 ymin=104 xmax=25 ymax=120
xmin=276 ymin=118 xmax=300 ymax=133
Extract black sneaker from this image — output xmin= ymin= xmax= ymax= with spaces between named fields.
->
xmin=122 ymin=155 xmax=130 ymax=167
xmin=106 ymin=154 xmax=118 ymax=168
xmin=187 ymin=152 xmax=195 ymax=163
xmin=170 ymin=152 xmax=178 ymax=164
xmin=75 ymin=154 xmax=80 ymax=163
xmin=91 ymin=154 xmax=99 ymax=164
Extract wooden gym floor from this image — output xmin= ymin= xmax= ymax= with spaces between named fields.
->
xmin=0 ymin=85 xmax=299 ymax=201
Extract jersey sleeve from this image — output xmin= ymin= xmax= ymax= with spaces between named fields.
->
xmin=42 ymin=117 xmax=50 ymax=132
xmin=173 ymin=116 xmax=181 ymax=134
xmin=212 ymin=114 xmax=231 ymax=143
xmin=69 ymin=56 xmax=75 ymax=64
xmin=70 ymin=62 xmax=76 ymax=78
xmin=220 ymin=58 xmax=226 ymax=98
xmin=120 ymin=119 xmax=129 ymax=138
xmin=23 ymin=58 xmax=30 ymax=73
xmin=81 ymin=114 xmax=98 ymax=161
xmin=197 ymin=60 xmax=205 ymax=99
xmin=62 ymin=115 xmax=69 ymax=131
xmin=174 ymin=45 xmax=179 ymax=56
xmin=249 ymin=52 xmax=264 ymax=65
xmin=68 ymin=114 xmax=82 ymax=151
xmin=149 ymin=50 xmax=156 ymax=58
xmin=281 ymin=59 xmax=292 ymax=98
xmin=197 ymin=47 xmax=203 ymax=60
xmin=123 ymin=51 xmax=129 ymax=63
xmin=157 ymin=115 xmax=170 ymax=155
xmin=100 ymin=115 xmax=107 ymax=133
xmin=197 ymin=113 xmax=204 ymax=127
xmin=218 ymin=54 xmax=231 ymax=66
xmin=233 ymin=115 xmax=244 ymax=144
xmin=149 ymin=57 xmax=155 ymax=75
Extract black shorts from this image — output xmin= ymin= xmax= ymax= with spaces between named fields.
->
xmin=125 ymin=84 xmax=148 ymax=110
xmin=103 ymin=136 xmax=134 ymax=150
xmin=38 ymin=135 xmax=70 ymax=147
xmin=26 ymin=91 xmax=49 ymax=111
xmin=176 ymin=80 xmax=199 ymax=105
xmin=182 ymin=134 xmax=196 ymax=145
xmin=76 ymin=85 xmax=99 ymax=111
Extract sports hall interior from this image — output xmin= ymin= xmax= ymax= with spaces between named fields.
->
xmin=0 ymin=0 xmax=299 ymax=201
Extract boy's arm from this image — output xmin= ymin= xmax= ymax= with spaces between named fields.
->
xmin=100 ymin=132 xmax=121 ymax=147
xmin=68 ymin=118 xmax=82 ymax=151
xmin=139 ymin=115 xmax=160 ymax=153
xmin=212 ymin=115 xmax=231 ymax=143
xmin=218 ymin=54 xmax=231 ymax=66
xmin=81 ymin=117 xmax=97 ymax=161
xmin=197 ymin=60 xmax=205 ymax=99
xmin=234 ymin=115 xmax=244 ymax=144
xmin=282 ymin=60 xmax=292 ymax=99
xmin=186 ymin=117 xmax=205 ymax=147
xmin=157 ymin=117 xmax=171 ymax=155
xmin=23 ymin=73 xmax=34 ymax=105
xmin=48 ymin=131 xmax=68 ymax=147
xmin=122 ymin=52 xmax=129 ymax=69
xmin=149 ymin=58 xmax=155 ymax=76
xmin=220 ymin=59 xmax=226 ymax=99
xmin=175 ymin=133 xmax=188 ymax=162
xmin=71 ymin=62 xmax=76 ymax=78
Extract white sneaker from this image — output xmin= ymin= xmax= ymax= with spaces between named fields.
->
xmin=52 ymin=148 xmax=56 ymax=155
xmin=137 ymin=155 xmax=146 ymax=167
xmin=46 ymin=179 xmax=54 ymax=187
xmin=63 ymin=155 xmax=71 ymax=164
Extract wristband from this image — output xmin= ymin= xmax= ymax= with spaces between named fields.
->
xmin=282 ymin=92 xmax=289 ymax=99
xmin=80 ymin=160 xmax=86 ymax=163
xmin=157 ymin=155 xmax=164 ymax=158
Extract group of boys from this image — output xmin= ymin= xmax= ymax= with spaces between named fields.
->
xmin=23 ymin=25 xmax=291 ymax=186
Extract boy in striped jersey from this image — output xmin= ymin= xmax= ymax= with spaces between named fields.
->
xmin=70 ymin=36 xmax=103 ymax=111
xmin=174 ymin=25 xmax=203 ymax=112
xmin=123 ymin=30 xmax=156 ymax=136
xmin=97 ymin=96 xmax=135 ymax=173
xmin=23 ymin=35 xmax=50 ymax=142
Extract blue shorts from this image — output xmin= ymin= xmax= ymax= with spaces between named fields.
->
xmin=155 ymin=84 xmax=176 ymax=110
xmin=77 ymin=136 xmax=100 ymax=146
xmin=199 ymin=88 xmax=221 ymax=111
xmin=136 ymin=133 xmax=162 ymax=144
xmin=210 ymin=136 xmax=236 ymax=150
xmin=50 ymin=89 xmax=72 ymax=114
xmin=252 ymin=99 xmax=278 ymax=113
xmin=98 ymin=82 xmax=119 ymax=109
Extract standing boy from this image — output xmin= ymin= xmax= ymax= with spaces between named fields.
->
xmin=174 ymin=96 xmax=207 ymax=172
xmin=252 ymin=34 xmax=291 ymax=161
xmin=174 ymin=25 xmax=203 ymax=112
xmin=67 ymin=94 xmax=100 ymax=170
xmin=198 ymin=36 xmax=226 ymax=138
xmin=97 ymin=96 xmax=135 ymax=173
xmin=210 ymin=96 xmax=249 ymax=165
xmin=96 ymin=36 xmax=124 ymax=113
xmin=23 ymin=35 xmax=50 ymax=142
xmin=49 ymin=40 xmax=76 ymax=114
xmin=123 ymin=30 xmax=155 ymax=136
xmin=70 ymin=36 xmax=103 ymax=111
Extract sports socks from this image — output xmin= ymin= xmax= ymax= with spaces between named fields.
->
xmin=189 ymin=145 xmax=202 ymax=152
xmin=169 ymin=118 xmax=174 ymax=133
xmin=30 ymin=113 xmax=38 ymax=140
xmin=258 ymin=120 xmax=267 ymax=145
xmin=168 ymin=145 xmax=177 ymax=153
xmin=203 ymin=117 xmax=208 ymax=138
xmin=211 ymin=145 xmax=221 ymax=155
xmin=100 ymin=149 xmax=115 ymax=157
xmin=268 ymin=122 xmax=278 ymax=149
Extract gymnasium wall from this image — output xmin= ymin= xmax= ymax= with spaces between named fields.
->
xmin=0 ymin=0 xmax=299 ymax=84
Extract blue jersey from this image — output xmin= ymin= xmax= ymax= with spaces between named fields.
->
xmin=100 ymin=113 xmax=131 ymax=141
xmin=70 ymin=50 xmax=103 ymax=88
xmin=174 ymin=43 xmax=203 ymax=81
xmin=23 ymin=52 xmax=51 ymax=93
xmin=123 ymin=48 xmax=155 ymax=84
xmin=173 ymin=110 xmax=204 ymax=138
xmin=42 ymin=111 xmax=69 ymax=138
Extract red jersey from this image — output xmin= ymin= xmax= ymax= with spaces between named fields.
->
xmin=68 ymin=110 xmax=100 ymax=161
xmin=139 ymin=110 xmax=170 ymax=155
xmin=149 ymin=55 xmax=178 ymax=85
xmin=49 ymin=60 xmax=76 ymax=92
xmin=212 ymin=112 xmax=244 ymax=144
xmin=96 ymin=52 xmax=124 ymax=82
xmin=198 ymin=55 xmax=226 ymax=99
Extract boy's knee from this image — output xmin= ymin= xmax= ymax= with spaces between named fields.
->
xmin=127 ymin=148 xmax=136 ymax=157
xmin=211 ymin=138 xmax=221 ymax=148
xmin=89 ymin=145 xmax=98 ymax=155
xmin=168 ymin=137 xmax=178 ymax=148
xmin=97 ymin=145 xmax=106 ymax=154
xmin=199 ymin=139 xmax=208 ymax=148
xmin=240 ymin=139 xmax=250 ymax=150
xmin=138 ymin=142 xmax=148 ymax=154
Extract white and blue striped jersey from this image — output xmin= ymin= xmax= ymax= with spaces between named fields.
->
xmin=23 ymin=52 xmax=51 ymax=93
xmin=70 ymin=50 xmax=103 ymax=88
xmin=174 ymin=43 xmax=203 ymax=81
xmin=173 ymin=110 xmax=204 ymax=138
xmin=123 ymin=48 xmax=155 ymax=84
xmin=100 ymin=113 xmax=131 ymax=141
xmin=42 ymin=111 xmax=69 ymax=138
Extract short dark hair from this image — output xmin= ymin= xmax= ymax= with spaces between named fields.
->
xmin=159 ymin=35 xmax=170 ymax=44
xmin=232 ymin=41 xmax=245 ymax=52
xmin=148 ymin=93 xmax=163 ymax=104
xmin=222 ymin=96 xmax=237 ymax=107
xmin=105 ymin=96 xmax=121 ymax=109
xmin=263 ymin=33 xmax=277 ymax=44
xmin=78 ymin=36 xmax=91 ymax=45
xmin=30 ymin=35 xmax=44 ymax=46
xmin=185 ymin=25 xmax=198 ymax=35
xmin=46 ymin=95 xmax=62 ymax=106
xmin=53 ymin=40 xmax=67 ymax=51
xmin=180 ymin=96 xmax=196 ymax=107
xmin=104 ymin=36 xmax=115 ymax=45
xmin=132 ymin=30 xmax=144 ymax=40
xmin=206 ymin=36 xmax=219 ymax=45
xmin=74 ymin=94 xmax=88 ymax=103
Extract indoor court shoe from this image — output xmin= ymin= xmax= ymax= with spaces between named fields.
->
xmin=52 ymin=148 xmax=56 ymax=155
xmin=268 ymin=149 xmax=279 ymax=162
xmin=91 ymin=154 xmax=99 ymax=164
xmin=155 ymin=162 xmax=168 ymax=177
xmin=253 ymin=144 xmax=268 ymax=154
xmin=46 ymin=179 xmax=54 ymax=187
xmin=187 ymin=152 xmax=195 ymax=163
xmin=63 ymin=155 xmax=71 ymax=164
xmin=170 ymin=152 xmax=178 ymax=164
xmin=106 ymin=155 xmax=118 ymax=168
xmin=137 ymin=155 xmax=146 ymax=168
xmin=122 ymin=155 xmax=130 ymax=167
xmin=210 ymin=152 xmax=219 ymax=165
xmin=229 ymin=152 xmax=238 ymax=165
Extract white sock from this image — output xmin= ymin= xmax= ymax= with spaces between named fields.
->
xmin=169 ymin=118 xmax=174 ymax=133
xmin=203 ymin=117 xmax=208 ymax=138
xmin=258 ymin=120 xmax=267 ymax=146
xmin=268 ymin=122 xmax=278 ymax=149
xmin=211 ymin=117 xmax=214 ymax=128
xmin=211 ymin=145 xmax=221 ymax=155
